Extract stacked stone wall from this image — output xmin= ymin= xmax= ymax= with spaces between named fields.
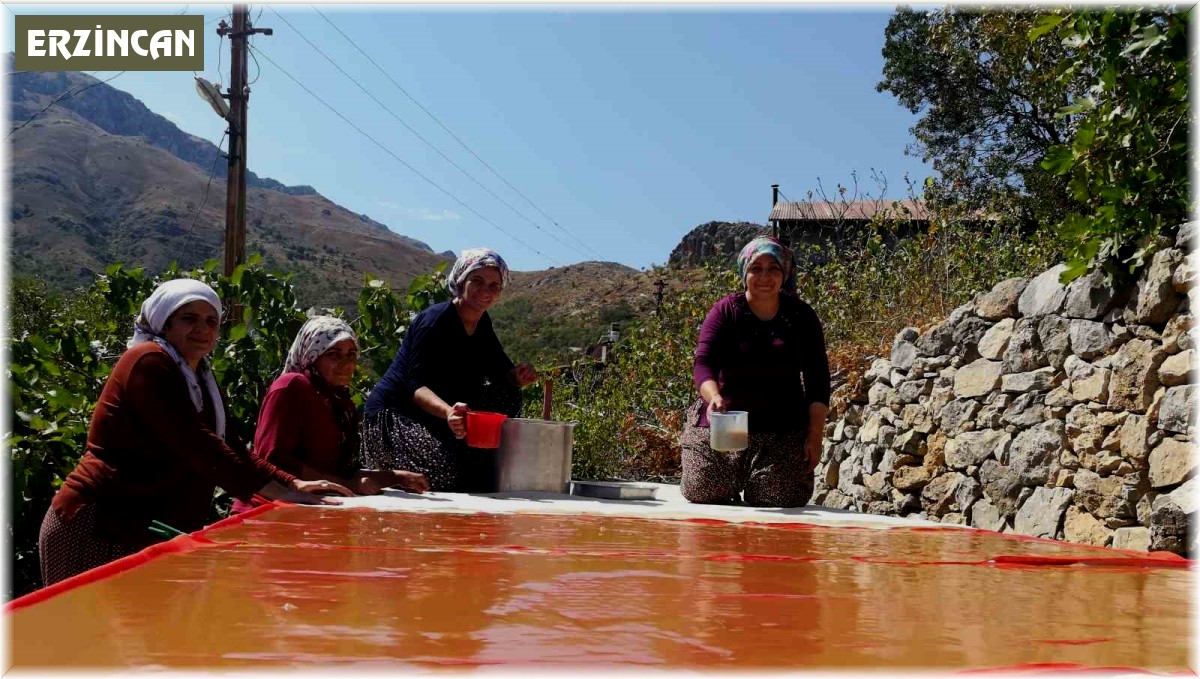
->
xmin=814 ymin=224 xmax=1196 ymax=555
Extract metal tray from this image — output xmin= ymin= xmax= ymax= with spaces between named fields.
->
xmin=569 ymin=480 xmax=660 ymax=501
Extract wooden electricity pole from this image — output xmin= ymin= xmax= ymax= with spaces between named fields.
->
xmin=217 ymin=6 xmax=271 ymax=281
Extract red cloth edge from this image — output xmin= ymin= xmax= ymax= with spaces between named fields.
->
xmin=193 ymin=500 xmax=283 ymax=538
xmin=960 ymin=661 xmax=1194 ymax=675
xmin=5 ymin=502 xmax=282 ymax=614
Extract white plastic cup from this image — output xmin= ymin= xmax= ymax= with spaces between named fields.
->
xmin=710 ymin=411 xmax=749 ymax=452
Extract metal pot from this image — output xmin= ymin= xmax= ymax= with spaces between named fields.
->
xmin=496 ymin=418 xmax=576 ymax=493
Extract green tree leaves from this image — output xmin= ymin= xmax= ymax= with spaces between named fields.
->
xmin=877 ymin=8 xmax=1080 ymax=230
xmin=879 ymin=6 xmax=1188 ymax=282
xmin=1034 ymin=8 xmax=1189 ymax=283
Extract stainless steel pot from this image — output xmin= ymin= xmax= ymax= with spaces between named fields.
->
xmin=496 ymin=418 xmax=575 ymax=493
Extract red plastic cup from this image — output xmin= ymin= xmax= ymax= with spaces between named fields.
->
xmin=465 ymin=411 xmax=507 ymax=449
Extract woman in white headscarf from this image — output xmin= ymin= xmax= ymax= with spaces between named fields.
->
xmin=231 ymin=316 xmax=429 ymax=514
xmin=360 ymin=248 xmax=539 ymax=492
xmin=39 ymin=279 xmax=354 ymax=587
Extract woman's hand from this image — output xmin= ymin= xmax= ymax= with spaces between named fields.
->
xmin=803 ymin=432 xmax=823 ymax=475
xmin=291 ymin=478 xmax=356 ymax=497
xmin=257 ymin=479 xmax=345 ymax=506
xmin=353 ymin=475 xmax=385 ymax=496
xmin=446 ymin=402 xmax=469 ymax=439
xmin=392 ymin=470 xmax=430 ymax=494
xmin=706 ymin=393 xmax=728 ymax=418
xmin=509 ymin=363 xmax=539 ymax=388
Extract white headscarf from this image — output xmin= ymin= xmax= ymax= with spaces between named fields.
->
xmin=284 ymin=316 xmax=356 ymax=374
xmin=446 ymin=247 xmax=511 ymax=298
xmin=128 ymin=278 xmax=226 ymax=437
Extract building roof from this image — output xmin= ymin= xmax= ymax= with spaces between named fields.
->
xmin=769 ymin=198 xmax=929 ymax=222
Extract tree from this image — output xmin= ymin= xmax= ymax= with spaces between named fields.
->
xmin=877 ymin=8 xmax=1087 ymax=228
xmin=1034 ymin=9 xmax=1190 ymax=282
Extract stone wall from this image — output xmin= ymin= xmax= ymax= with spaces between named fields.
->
xmin=814 ymin=224 xmax=1196 ymax=555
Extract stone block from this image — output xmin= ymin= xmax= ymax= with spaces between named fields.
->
xmin=977 ymin=277 xmax=1029 ymax=320
xmin=1018 ymin=264 xmax=1069 ymax=318
xmin=1013 ymin=487 xmax=1074 ymax=538
xmin=1148 ymin=438 xmax=1195 ymax=489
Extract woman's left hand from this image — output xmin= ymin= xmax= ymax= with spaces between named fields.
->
xmin=509 ymin=363 xmax=539 ymax=388
xmin=803 ymin=434 xmax=823 ymax=474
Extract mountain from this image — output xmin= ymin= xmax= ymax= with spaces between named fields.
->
xmin=8 ymin=64 xmax=690 ymax=359
xmin=668 ymin=221 xmax=769 ymax=268
xmin=490 ymin=261 xmax=705 ymax=364
xmin=9 ymin=66 xmax=449 ymax=305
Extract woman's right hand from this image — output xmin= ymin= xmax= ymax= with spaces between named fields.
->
xmin=353 ymin=475 xmax=385 ymax=496
xmin=446 ymin=402 xmax=469 ymax=439
xmin=392 ymin=470 xmax=430 ymax=494
xmin=707 ymin=393 xmax=728 ymax=418
xmin=291 ymin=478 xmax=356 ymax=497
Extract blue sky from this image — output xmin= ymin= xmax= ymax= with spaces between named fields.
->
xmin=5 ymin=4 xmax=935 ymax=272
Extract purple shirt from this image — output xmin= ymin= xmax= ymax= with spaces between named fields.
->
xmin=693 ymin=292 xmax=830 ymax=433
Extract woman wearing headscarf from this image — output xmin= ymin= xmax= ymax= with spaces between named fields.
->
xmin=361 ymin=248 xmax=539 ymax=492
xmin=680 ymin=236 xmax=831 ymax=508
xmin=231 ymin=317 xmax=429 ymax=514
xmin=39 ymin=279 xmax=353 ymax=587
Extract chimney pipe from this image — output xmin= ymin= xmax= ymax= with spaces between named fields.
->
xmin=771 ymin=184 xmax=779 ymax=206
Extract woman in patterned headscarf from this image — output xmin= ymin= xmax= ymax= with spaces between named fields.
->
xmin=39 ymin=280 xmax=352 ymax=587
xmin=679 ymin=236 xmax=831 ymax=508
xmin=361 ymin=248 xmax=539 ymax=493
xmin=232 ymin=316 xmax=430 ymax=513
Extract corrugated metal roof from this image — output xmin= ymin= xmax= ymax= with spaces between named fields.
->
xmin=769 ymin=199 xmax=929 ymax=222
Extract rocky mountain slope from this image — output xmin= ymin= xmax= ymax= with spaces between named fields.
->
xmin=667 ymin=221 xmax=768 ymax=268
xmin=9 ymin=67 xmax=450 ymax=305
xmin=9 ymin=64 xmax=716 ymax=347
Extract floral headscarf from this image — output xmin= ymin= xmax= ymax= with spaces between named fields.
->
xmin=128 ymin=278 xmax=226 ymax=437
xmin=737 ymin=236 xmax=796 ymax=293
xmin=284 ymin=316 xmax=357 ymax=374
xmin=446 ymin=247 xmax=511 ymax=298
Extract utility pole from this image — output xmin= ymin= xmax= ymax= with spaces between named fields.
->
xmin=216 ymin=6 xmax=272 ymax=281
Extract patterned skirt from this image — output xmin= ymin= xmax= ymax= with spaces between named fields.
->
xmin=678 ymin=400 xmax=814 ymax=508
xmin=359 ymin=382 xmax=522 ymax=493
xmin=39 ymin=503 xmax=140 ymax=588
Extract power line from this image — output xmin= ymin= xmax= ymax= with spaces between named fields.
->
xmin=310 ymin=5 xmax=603 ymax=261
xmin=182 ymin=130 xmax=230 ymax=262
xmin=8 ymin=71 xmax=126 ymax=138
xmin=215 ymin=32 xmax=225 ymax=81
xmin=251 ymin=45 xmax=561 ymax=267
xmin=269 ymin=8 xmax=589 ymax=262
xmin=248 ymin=40 xmax=261 ymax=85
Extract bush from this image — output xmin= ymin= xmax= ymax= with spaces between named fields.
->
xmin=529 ymin=265 xmax=740 ymax=482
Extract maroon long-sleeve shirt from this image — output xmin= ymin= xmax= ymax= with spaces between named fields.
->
xmin=693 ymin=292 xmax=830 ymax=433
xmin=231 ymin=371 xmax=355 ymax=514
xmin=51 ymin=342 xmax=296 ymax=547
